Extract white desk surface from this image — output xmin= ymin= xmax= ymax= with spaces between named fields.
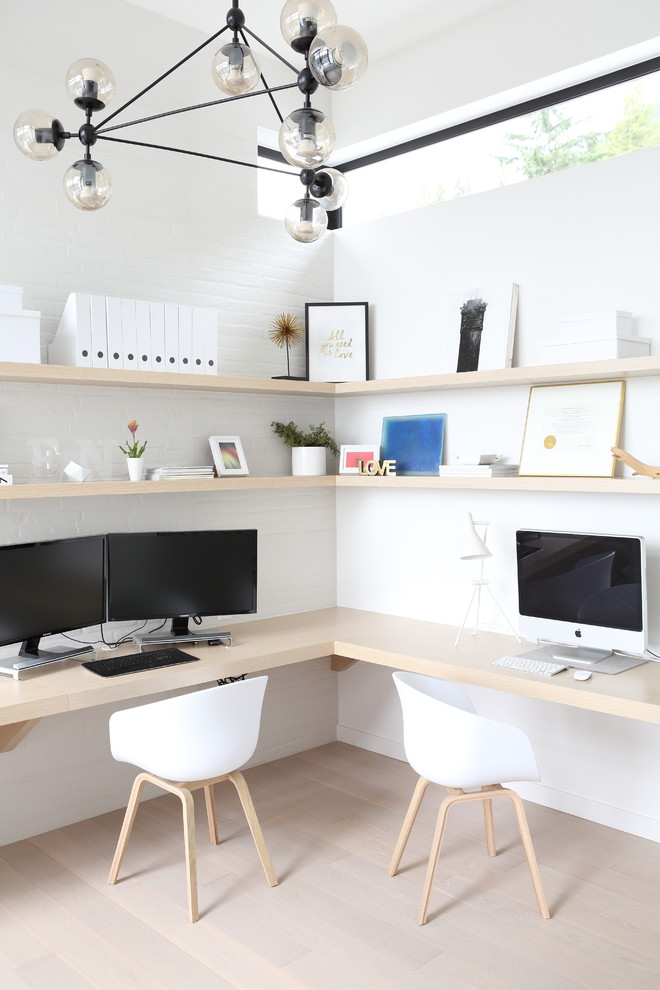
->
xmin=0 ymin=608 xmax=659 ymax=731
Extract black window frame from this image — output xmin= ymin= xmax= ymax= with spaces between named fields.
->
xmin=258 ymin=55 xmax=660 ymax=229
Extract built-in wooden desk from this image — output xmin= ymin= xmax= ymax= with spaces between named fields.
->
xmin=1 ymin=607 xmax=659 ymax=751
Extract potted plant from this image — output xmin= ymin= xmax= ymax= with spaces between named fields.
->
xmin=271 ymin=420 xmax=339 ymax=476
xmin=119 ymin=419 xmax=148 ymax=481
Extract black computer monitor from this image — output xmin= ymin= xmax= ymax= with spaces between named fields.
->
xmin=105 ymin=530 xmax=258 ymax=637
xmin=0 ymin=535 xmax=106 ymax=662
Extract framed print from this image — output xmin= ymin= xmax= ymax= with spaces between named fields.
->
xmin=519 ymin=381 xmax=625 ymax=477
xmin=339 ymin=443 xmax=380 ymax=474
xmin=305 ymin=302 xmax=369 ymax=383
xmin=436 ymin=282 xmax=518 ymax=373
xmin=209 ymin=435 xmax=249 ymax=476
xmin=380 ymin=414 xmax=446 ymax=476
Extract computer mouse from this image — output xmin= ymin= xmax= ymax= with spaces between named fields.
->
xmin=573 ymin=670 xmax=592 ymax=681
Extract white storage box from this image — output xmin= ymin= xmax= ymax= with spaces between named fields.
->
xmin=0 ymin=285 xmax=23 ymax=312
xmin=540 ymin=335 xmax=650 ymax=364
xmin=0 ymin=310 xmax=41 ymax=363
xmin=559 ymin=310 xmax=633 ymax=340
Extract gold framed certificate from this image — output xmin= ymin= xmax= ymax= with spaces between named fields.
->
xmin=519 ymin=380 xmax=625 ymax=477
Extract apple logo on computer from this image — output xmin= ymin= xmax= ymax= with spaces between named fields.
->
xmin=575 ymin=629 xmax=582 ymax=638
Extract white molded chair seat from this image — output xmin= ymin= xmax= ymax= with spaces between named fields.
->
xmin=108 ymin=675 xmax=277 ymax=922
xmin=389 ymin=671 xmax=550 ymax=924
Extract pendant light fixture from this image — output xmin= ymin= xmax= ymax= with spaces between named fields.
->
xmin=13 ymin=1 xmax=366 ymax=244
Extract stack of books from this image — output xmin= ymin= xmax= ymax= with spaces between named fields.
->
xmin=438 ymin=463 xmax=519 ymax=478
xmin=146 ymin=465 xmax=215 ymax=481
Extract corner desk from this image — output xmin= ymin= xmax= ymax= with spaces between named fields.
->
xmin=0 ymin=607 xmax=659 ymax=753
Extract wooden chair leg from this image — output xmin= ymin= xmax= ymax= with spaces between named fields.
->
xmin=388 ymin=776 xmax=429 ymax=876
xmin=482 ymin=789 xmax=496 ymax=857
xmin=506 ymin=790 xmax=550 ymax=919
xmin=176 ymin=786 xmax=199 ymax=923
xmin=204 ymin=784 xmax=219 ymax=845
xmin=417 ymin=793 xmax=456 ymax=925
xmin=108 ymin=772 xmax=149 ymax=885
xmin=228 ymin=771 xmax=278 ymax=887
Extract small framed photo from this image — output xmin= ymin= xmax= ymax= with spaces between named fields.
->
xmin=305 ymin=302 xmax=369 ymax=383
xmin=209 ymin=436 xmax=249 ymax=476
xmin=339 ymin=443 xmax=380 ymax=474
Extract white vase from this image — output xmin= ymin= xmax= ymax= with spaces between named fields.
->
xmin=291 ymin=446 xmax=326 ymax=476
xmin=127 ymin=457 xmax=145 ymax=482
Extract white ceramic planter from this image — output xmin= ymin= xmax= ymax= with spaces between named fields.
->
xmin=291 ymin=446 xmax=326 ymax=476
xmin=127 ymin=457 xmax=145 ymax=482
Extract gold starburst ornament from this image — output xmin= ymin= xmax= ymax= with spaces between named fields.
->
xmin=269 ymin=312 xmax=305 ymax=379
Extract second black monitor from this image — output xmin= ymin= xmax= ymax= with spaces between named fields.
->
xmin=106 ymin=530 xmax=257 ymax=637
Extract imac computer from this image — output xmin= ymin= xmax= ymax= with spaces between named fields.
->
xmin=516 ymin=529 xmax=647 ymax=666
xmin=105 ymin=529 xmax=258 ymax=647
xmin=0 ymin=535 xmax=106 ymax=678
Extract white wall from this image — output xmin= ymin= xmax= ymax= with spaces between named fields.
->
xmin=335 ymin=0 xmax=660 ymax=152
xmin=0 ymin=0 xmax=338 ymax=844
xmin=333 ymin=146 xmax=660 ymax=840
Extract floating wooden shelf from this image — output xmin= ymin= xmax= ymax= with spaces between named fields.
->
xmin=1 ymin=354 xmax=659 ymax=397
xmin=0 ymin=474 xmax=657 ymax=500
xmin=0 ymin=476 xmax=337 ymax=499
xmin=0 ymin=361 xmax=335 ymax=397
xmin=336 ymin=475 xmax=660 ymax=494
xmin=334 ymin=355 xmax=660 ymax=396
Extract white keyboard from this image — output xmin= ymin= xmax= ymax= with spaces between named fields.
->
xmin=493 ymin=655 xmax=567 ymax=677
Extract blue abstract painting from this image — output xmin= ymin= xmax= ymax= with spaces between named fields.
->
xmin=380 ymin=414 xmax=446 ymax=476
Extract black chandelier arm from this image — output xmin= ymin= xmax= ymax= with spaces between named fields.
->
xmin=239 ymin=28 xmax=283 ymax=125
xmin=242 ymin=26 xmax=298 ymax=75
xmin=95 ymin=82 xmax=299 ymax=135
xmin=96 ymin=24 xmax=232 ymax=129
xmin=96 ymin=133 xmax=298 ymax=175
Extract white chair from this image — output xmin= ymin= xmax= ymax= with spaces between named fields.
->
xmin=389 ymin=671 xmax=550 ymax=924
xmin=107 ymin=675 xmax=277 ymax=922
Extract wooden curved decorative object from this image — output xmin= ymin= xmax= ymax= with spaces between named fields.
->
xmin=611 ymin=447 xmax=660 ymax=479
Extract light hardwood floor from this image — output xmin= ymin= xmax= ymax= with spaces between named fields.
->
xmin=0 ymin=742 xmax=659 ymax=990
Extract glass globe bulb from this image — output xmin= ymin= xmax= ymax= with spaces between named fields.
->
xmin=311 ymin=167 xmax=349 ymax=210
xmin=63 ymin=160 xmax=113 ymax=211
xmin=278 ymin=108 xmax=335 ymax=168
xmin=280 ymin=0 xmax=337 ymax=52
xmin=65 ymin=58 xmax=116 ymax=109
xmin=13 ymin=110 xmax=60 ymax=161
xmin=285 ymin=198 xmax=328 ymax=243
xmin=309 ymin=25 xmax=368 ymax=90
xmin=211 ymin=42 xmax=260 ymax=96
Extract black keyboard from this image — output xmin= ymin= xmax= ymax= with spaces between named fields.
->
xmin=82 ymin=647 xmax=198 ymax=677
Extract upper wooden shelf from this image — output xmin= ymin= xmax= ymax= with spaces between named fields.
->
xmin=0 ymin=362 xmax=335 ymax=397
xmin=334 ymin=354 xmax=660 ymax=395
xmin=1 ymin=354 xmax=659 ymax=397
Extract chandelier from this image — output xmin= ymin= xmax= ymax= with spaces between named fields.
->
xmin=13 ymin=0 xmax=367 ymax=244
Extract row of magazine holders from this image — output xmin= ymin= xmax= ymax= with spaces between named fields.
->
xmin=49 ymin=292 xmax=218 ymax=374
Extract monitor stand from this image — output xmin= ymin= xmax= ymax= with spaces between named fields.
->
xmin=549 ymin=644 xmax=612 ymax=667
xmin=132 ymin=630 xmax=232 ymax=649
xmin=131 ymin=617 xmax=232 ymax=650
xmin=0 ymin=642 xmax=94 ymax=680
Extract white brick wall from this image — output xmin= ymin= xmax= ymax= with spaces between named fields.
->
xmin=0 ymin=0 xmax=339 ymax=842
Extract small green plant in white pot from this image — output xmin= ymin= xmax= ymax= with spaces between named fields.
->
xmin=271 ymin=421 xmax=339 ymax=476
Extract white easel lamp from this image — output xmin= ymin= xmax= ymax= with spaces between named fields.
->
xmin=454 ymin=514 xmax=522 ymax=647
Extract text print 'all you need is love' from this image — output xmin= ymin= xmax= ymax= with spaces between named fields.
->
xmin=320 ymin=328 xmax=354 ymax=359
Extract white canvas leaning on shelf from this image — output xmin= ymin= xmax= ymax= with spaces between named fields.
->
xmin=49 ymin=292 xmax=218 ymax=375
xmin=436 ymin=282 xmax=518 ymax=373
